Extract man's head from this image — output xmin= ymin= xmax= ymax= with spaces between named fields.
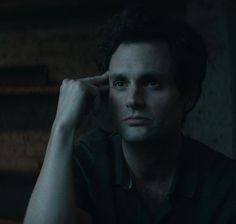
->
xmin=96 ymin=7 xmax=208 ymax=105
xmin=96 ymin=7 xmax=208 ymax=142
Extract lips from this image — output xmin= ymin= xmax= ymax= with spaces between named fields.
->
xmin=123 ymin=116 xmax=150 ymax=125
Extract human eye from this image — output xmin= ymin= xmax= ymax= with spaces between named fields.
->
xmin=148 ymin=81 xmax=159 ymax=86
xmin=112 ymin=80 xmax=128 ymax=89
xmin=143 ymin=79 xmax=161 ymax=89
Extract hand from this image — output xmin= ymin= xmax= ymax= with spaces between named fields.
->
xmin=54 ymin=72 xmax=109 ymax=131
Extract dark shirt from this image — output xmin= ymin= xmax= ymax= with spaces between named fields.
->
xmin=73 ymin=128 xmax=236 ymax=224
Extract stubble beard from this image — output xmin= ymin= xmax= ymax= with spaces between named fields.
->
xmin=117 ymin=118 xmax=181 ymax=145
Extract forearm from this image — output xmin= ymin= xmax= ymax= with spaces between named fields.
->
xmin=24 ymin=74 xmax=108 ymax=224
xmin=24 ymin=123 xmax=78 ymax=224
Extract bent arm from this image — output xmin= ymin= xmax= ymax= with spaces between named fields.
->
xmin=24 ymin=124 xmax=91 ymax=224
xmin=23 ymin=74 xmax=108 ymax=224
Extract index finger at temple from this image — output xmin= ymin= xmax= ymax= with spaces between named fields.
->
xmin=101 ymin=71 xmax=110 ymax=77
xmin=85 ymin=72 xmax=109 ymax=85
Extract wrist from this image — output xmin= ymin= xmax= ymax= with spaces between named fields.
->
xmin=52 ymin=117 xmax=77 ymax=133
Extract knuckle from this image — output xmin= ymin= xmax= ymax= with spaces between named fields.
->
xmin=76 ymin=80 xmax=85 ymax=90
xmin=62 ymin=79 xmax=69 ymax=84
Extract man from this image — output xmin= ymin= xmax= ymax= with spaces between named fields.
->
xmin=24 ymin=7 xmax=236 ymax=224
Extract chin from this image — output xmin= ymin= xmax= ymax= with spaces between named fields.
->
xmin=118 ymin=125 xmax=155 ymax=142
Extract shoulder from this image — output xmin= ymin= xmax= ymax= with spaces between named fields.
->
xmin=73 ymin=128 xmax=115 ymax=167
xmin=181 ymin=137 xmax=236 ymax=222
xmin=185 ymin=136 xmax=236 ymax=194
xmin=185 ymin=137 xmax=236 ymax=174
xmin=77 ymin=128 xmax=111 ymax=150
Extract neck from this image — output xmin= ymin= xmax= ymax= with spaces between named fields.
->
xmin=122 ymin=132 xmax=182 ymax=182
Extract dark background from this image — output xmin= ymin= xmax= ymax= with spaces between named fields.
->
xmin=0 ymin=0 xmax=235 ymax=223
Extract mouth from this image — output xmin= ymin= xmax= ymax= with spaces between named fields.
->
xmin=123 ymin=116 xmax=151 ymax=126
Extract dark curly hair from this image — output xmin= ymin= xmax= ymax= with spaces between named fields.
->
xmin=96 ymin=6 xmax=208 ymax=108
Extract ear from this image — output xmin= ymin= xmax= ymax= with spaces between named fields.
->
xmin=182 ymin=94 xmax=197 ymax=113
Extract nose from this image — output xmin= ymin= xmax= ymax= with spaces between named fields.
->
xmin=126 ymin=86 xmax=145 ymax=109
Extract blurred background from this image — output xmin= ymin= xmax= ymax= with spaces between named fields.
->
xmin=0 ymin=0 xmax=235 ymax=223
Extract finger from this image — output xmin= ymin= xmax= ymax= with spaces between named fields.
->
xmin=62 ymin=72 xmax=109 ymax=86
xmin=101 ymin=71 xmax=110 ymax=77
xmin=62 ymin=79 xmax=70 ymax=84
xmin=87 ymin=76 xmax=108 ymax=86
xmin=83 ymin=72 xmax=109 ymax=86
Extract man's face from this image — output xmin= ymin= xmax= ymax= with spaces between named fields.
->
xmin=108 ymin=41 xmax=185 ymax=142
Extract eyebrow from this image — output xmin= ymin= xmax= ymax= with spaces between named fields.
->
xmin=109 ymin=73 xmax=127 ymax=79
xmin=109 ymin=72 xmax=166 ymax=80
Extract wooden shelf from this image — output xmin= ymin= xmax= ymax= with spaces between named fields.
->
xmin=0 ymin=85 xmax=60 ymax=95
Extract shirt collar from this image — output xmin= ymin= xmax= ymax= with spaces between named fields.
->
xmin=110 ymin=133 xmax=200 ymax=197
xmin=110 ymin=133 xmax=133 ymax=190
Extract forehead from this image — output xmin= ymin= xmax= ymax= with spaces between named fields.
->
xmin=109 ymin=41 xmax=174 ymax=78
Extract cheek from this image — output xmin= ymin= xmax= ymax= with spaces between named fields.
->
xmin=109 ymin=88 xmax=126 ymax=105
xmin=109 ymin=91 xmax=117 ymax=106
xmin=147 ymin=92 xmax=183 ymax=116
xmin=109 ymin=91 xmax=122 ymax=115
